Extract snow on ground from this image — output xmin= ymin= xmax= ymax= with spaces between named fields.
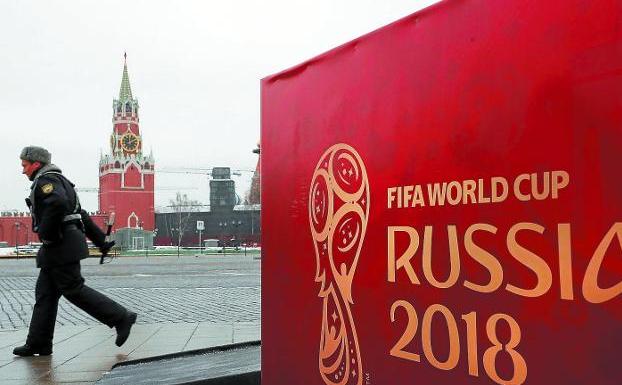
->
xmin=0 ymin=248 xmax=15 ymax=256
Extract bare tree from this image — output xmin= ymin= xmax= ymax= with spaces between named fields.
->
xmin=168 ymin=193 xmax=202 ymax=251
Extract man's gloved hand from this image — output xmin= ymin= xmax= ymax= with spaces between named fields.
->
xmin=100 ymin=241 xmax=116 ymax=256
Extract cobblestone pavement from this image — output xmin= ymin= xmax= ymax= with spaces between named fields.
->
xmin=0 ymin=255 xmax=261 ymax=330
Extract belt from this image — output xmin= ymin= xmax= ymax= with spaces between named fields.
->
xmin=63 ymin=213 xmax=81 ymax=222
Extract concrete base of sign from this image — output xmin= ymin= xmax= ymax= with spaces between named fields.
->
xmin=95 ymin=341 xmax=260 ymax=385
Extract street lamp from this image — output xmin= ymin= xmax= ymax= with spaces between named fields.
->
xmin=219 ymin=221 xmax=227 ymax=255
xmin=236 ymin=220 xmax=247 ymax=256
xmin=139 ymin=220 xmax=145 ymax=255
xmin=14 ymin=222 xmax=20 ymax=259
xmin=232 ymin=220 xmax=242 ymax=251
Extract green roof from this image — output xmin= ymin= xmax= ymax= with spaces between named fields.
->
xmin=119 ymin=54 xmax=133 ymax=101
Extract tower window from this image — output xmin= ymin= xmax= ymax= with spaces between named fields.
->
xmin=114 ymin=161 xmax=121 ymax=168
xmin=125 ymin=103 xmax=132 ymax=113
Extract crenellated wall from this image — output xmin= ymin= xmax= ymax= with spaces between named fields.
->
xmin=0 ymin=213 xmax=109 ymax=246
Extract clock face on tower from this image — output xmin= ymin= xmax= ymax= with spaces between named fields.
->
xmin=120 ymin=133 xmax=139 ymax=152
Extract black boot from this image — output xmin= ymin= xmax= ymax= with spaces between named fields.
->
xmin=115 ymin=311 xmax=137 ymax=347
xmin=13 ymin=344 xmax=52 ymax=357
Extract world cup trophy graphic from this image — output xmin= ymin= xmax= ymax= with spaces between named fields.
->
xmin=309 ymin=144 xmax=370 ymax=385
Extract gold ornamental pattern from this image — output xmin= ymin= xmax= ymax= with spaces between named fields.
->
xmin=309 ymin=144 xmax=370 ymax=385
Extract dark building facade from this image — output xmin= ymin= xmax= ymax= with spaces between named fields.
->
xmin=154 ymin=206 xmax=260 ymax=247
xmin=155 ymin=167 xmax=259 ymax=247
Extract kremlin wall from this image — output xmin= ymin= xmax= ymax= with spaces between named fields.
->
xmin=0 ymin=56 xmax=260 ymax=249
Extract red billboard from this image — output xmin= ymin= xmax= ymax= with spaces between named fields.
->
xmin=261 ymin=1 xmax=622 ymax=384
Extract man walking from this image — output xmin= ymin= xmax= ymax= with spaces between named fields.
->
xmin=13 ymin=146 xmax=137 ymax=356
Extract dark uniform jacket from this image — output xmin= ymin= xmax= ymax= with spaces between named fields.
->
xmin=28 ymin=164 xmax=91 ymax=268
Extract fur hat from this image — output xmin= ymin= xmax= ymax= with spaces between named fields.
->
xmin=20 ymin=146 xmax=51 ymax=164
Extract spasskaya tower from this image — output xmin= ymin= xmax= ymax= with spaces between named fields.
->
xmin=99 ymin=54 xmax=155 ymax=242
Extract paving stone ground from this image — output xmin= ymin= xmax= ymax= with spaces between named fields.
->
xmin=0 ymin=255 xmax=261 ymax=329
xmin=0 ymin=254 xmax=262 ymax=385
xmin=0 ymin=321 xmax=261 ymax=385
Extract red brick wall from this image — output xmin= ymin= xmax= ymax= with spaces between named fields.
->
xmin=0 ymin=213 xmax=108 ymax=246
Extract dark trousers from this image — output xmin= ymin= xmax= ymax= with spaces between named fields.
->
xmin=26 ymin=263 xmax=127 ymax=347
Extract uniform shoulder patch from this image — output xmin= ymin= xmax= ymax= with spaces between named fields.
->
xmin=41 ymin=183 xmax=54 ymax=194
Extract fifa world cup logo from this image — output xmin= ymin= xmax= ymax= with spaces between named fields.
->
xmin=309 ymin=144 xmax=370 ymax=385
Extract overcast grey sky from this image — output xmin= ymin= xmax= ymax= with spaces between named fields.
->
xmin=0 ymin=0 xmax=437 ymax=212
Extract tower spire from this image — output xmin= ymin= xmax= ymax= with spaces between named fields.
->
xmin=119 ymin=52 xmax=133 ymax=101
